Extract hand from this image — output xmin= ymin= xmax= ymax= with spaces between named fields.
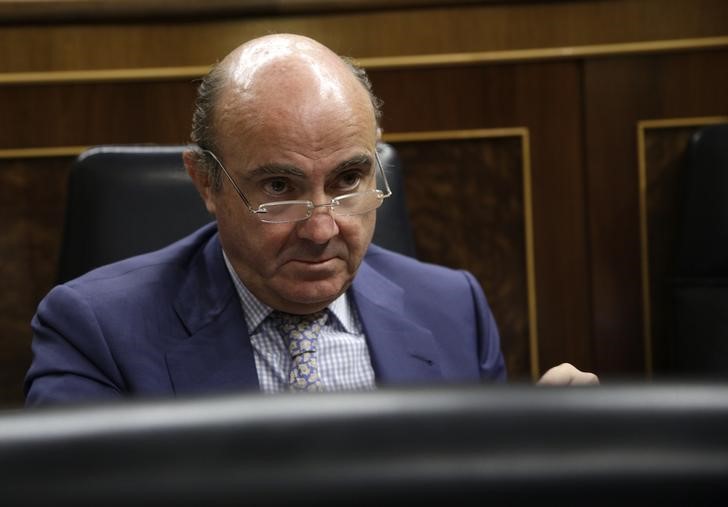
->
xmin=537 ymin=362 xmax=600 ymax=386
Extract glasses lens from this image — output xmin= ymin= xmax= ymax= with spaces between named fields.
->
xmin=332 ymin=190 xmax=384 ymax=216
xmin=256 ymin=191 xmax=384 ymax=223
xmin=258 ymin=201 xmax=312 ymax=224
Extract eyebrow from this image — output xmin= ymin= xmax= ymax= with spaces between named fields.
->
xmin=335 ymin=154 xmax=373 ymax=174
xmin=246 ymin=153 xmax=373 ymax=180
xmin=246 ymin=163 xmax=305 ymax=179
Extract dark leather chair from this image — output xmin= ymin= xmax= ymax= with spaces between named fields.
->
xmin=57 ymin=143 xmax=416 ymax=283
xmin=670 ymin=123 xmax=728 ymax=378
xmin=374 ymin=143 xmax=417 ymax=258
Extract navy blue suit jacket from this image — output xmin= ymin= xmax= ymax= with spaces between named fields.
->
xmin=25 ymin=223 xmax=505 ymax=405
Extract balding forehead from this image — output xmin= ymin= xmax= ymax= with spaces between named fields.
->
xmin=223 ymin=34 xmax=345 ymax=91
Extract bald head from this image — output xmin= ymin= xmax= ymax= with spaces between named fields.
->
xmin=190 ymin=34 xmax=382 ymax=186
xmin=222 ymin=34 xmax=358 ymax=97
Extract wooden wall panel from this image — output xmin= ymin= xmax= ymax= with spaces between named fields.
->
xmin=0 ymin=81 xmax=197 ymax=149
xmin=389 ymin=135 xmax=534 ymax=380
xmin=371 ymin=61 xmax=591 ymax=377
xmin=2 ymin=0 xmax=727 ymax=72
xmin=584 ymin=50 xmax=728 ymax=378
xmin=0 ymin=157 xmax=71 ymax=405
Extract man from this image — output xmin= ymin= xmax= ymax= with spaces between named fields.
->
xmin=25 ymin=34 xmax=596 ymax=405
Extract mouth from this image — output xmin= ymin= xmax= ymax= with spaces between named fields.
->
xmin=288 ymin=257 xmax=339 ymax=267
xmin=281 ymin=244 xmax=349 ymax=276
xmin=283 ymin=256 xmax=346 ymax=275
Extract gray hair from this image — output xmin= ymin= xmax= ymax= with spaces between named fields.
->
xmin=190 ymin=56 xmax=383 ymax=191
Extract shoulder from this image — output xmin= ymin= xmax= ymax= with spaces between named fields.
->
xmin=358 ymin=245 xmax=505 ymax=382
xmin=363 ymin=243 xmax=480 ymax=293
xmin=55 ymin=223 xmax=220 ymax=306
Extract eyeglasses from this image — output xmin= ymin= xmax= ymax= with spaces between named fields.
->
xmin=201 ymin=148 xmax=392 ymax=224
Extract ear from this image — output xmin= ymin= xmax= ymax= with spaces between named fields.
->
xmin=183 ymin=149 xmax=217 ymax=216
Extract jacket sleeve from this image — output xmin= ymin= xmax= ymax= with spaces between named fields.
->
xmin=24 ymin=284 xmax=125 ymax=406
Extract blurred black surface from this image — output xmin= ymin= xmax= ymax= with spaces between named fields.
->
xmin=2 ymin=383 xmax=728 ymax=506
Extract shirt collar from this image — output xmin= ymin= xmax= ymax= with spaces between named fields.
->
xmin=222 ymin=249 xmax=359 ymax=334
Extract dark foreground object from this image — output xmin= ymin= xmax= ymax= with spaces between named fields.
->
xmin=2 ymin=383 xmax=727 ymax=506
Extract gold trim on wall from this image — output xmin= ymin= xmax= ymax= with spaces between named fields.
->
xmin=0 ymin=67 xmax=210 ymax=85
xmin=0 ymin=146 xmax=87 ymax=159
xmin=2 ymin=36 xmax=727 ymax=86
xmin=383 ymin=128 xmax=528 ymax=143
xmin=384 ymin=127 xmax=539 ymax=380
xmin=637 ymin=115 xmax=728 ymax=378
xmin=363 ymin=36 xmax=728 ymax=69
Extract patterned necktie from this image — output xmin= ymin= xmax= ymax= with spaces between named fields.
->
xmin=272 ymin=310 xmax=328 ymax=392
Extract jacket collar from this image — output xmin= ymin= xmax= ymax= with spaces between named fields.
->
xmin=167 ymin=229 xmax=260 ymax=395
xmin=351 ymin=253 xmax=444 ymax=385
xmin=173 ymin=229 xmax=234 ymax=335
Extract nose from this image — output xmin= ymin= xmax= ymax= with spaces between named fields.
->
xmin=296 ymin=204 xmax=340 ymax=244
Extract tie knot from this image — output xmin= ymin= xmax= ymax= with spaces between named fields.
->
xmin=272 ymin=310 xmax=329 ymax=356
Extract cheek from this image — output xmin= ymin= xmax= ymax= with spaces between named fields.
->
xmin=340 ymin=213 xmax=376 ymax=260
xmin=214 ymin=199 xmax=290 ymax=270
xmin=236 ymin=224 xmax=289 ymax=259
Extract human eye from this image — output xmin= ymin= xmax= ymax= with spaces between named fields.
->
xmin=262 ymin=178 xmax=294 ymax=198
xmin=334 ymin=170 xmax=363 ymax=193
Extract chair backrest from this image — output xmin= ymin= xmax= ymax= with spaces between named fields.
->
xmin=670 ymin=123 xmax=728 ymax=378
xmin=675 ymin=123 xmax=728 ymax=277
xmin=57 ymin=143 xmax=416 ymax=283
xmin=373 ymin=142 xmax=417 ymax=258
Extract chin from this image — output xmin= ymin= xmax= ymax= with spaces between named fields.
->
xmin=280 ymin=278 xmax=350 ymax=307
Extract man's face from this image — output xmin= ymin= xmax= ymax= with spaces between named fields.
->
xmin=202 ymin=75 xmax=378 ymax=314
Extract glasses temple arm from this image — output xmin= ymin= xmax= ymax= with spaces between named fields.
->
xmin=202 ymin=149 xmax=257 ymax=211
xmin=375 ymin=151 xmax=393 ymax=198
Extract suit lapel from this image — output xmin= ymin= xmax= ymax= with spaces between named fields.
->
xmin=165 ymin=231 xmax=444 ymax=393
xmin=351 ymin=259 xmax=443 ymax=385
xmin=167 ymin=232 xmax=259 ymax=395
